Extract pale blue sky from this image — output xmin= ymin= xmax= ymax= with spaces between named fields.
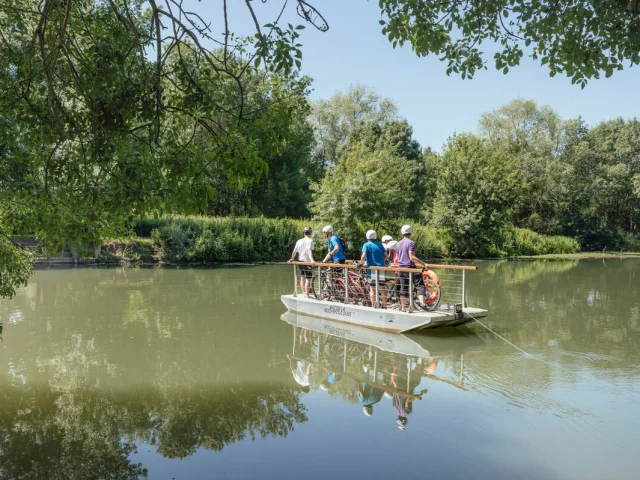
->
xmin=194 ymin=0 xmax=639 ymax=150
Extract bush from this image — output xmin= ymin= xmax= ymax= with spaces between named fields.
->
xmin=102 ymin=238 xmax=154 ymax=265
xmin=504 ymin=228 xmax=580 ymax=256
xmin=134 ymin=216 xmax=581 ymax=262
xmin=140 ymin=215 xmax=309 ymax=263
xmin=410 ymin=224 xmax=449 ymax=258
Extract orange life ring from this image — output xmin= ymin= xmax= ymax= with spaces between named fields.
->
xmin=422 ymin=269 xmax=440 ymax=304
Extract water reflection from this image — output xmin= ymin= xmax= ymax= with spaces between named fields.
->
xmin=283 ymin=312 xmax=484 ymax=429
xmin=1 ymin=263 xmax=639 ymax=479
xmin=0 ymin=269 xmax=309 ymax=479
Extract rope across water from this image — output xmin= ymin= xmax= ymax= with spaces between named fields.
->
xmin=465 ymin=310 xmax=640 ymax=399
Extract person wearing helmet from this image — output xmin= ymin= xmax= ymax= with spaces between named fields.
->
xmin=288 ymin=226 xmax=315 ymax=298
xmin=320 ymin=225 xmax=346 ymax=299
xmin=381 ymin=235 xmax=394 ymax=249
xmin=385 ymin=239 xmax=400 ymax=299
xmin=358 ymin=229 xmax=388 ymax=308
xmin=385 ymin=239 xmax=398 ymax=267
xmin=321 ymin=225 xmax=346 ymax=264
xmin=396 ymin=224 xmax=429 ymax=311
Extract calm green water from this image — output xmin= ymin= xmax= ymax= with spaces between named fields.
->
xmin=1 ymin=260 xmax=639 ymax=479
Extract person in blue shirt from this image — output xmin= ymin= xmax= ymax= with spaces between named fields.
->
xmin=321 ymin=225 xmax=346 ymax=264
xmin=358 ymin=230 xmax=388 ymax=308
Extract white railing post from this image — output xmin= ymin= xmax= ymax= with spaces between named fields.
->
xmin=292 ymin=326 xmax=297 ymax=355
xmin=344 ymin=266 xmax=349 ymax=304
xmin=373 ymin=350 xmax=378 ymax=379
xmin=293 ymin=264 xmax=298 ymax=297
xmin=408 ymin=271 xmax=414 ymax=313
xmin=343 ymin=340 xmax=347 ymax=371
xmin=461 ymin=269 xmax=466 ymax=307
xmin=317 ymin=265 xmax=322 ymax=299
xmin=375 ymin=269 xmax=379 ymax=308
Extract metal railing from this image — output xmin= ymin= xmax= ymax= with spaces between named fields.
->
xmin=289 ymin=261 xmax=477 ymax=313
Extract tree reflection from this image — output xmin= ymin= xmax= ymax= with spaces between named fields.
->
xmin=0 ymin=382 xmax=306 ymax=479
xmin=0 ymin=268 xmax=309 ymax=479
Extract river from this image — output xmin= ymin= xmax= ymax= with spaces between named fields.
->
xmin=1 ymin=260 xmax=639 ymax=479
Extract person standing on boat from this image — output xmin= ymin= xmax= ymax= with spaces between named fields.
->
xmin=358 ymin=230 xmax=388 ymax=308
xmin=381 ymin=235 xmax=396 ymax=266
xmin=321 ymin=225 xmax=346 ymax=300
xmin=288 ymin=226 xmax=315 ymax=298
xmin=381 ymin=235 xmax=393 ymax=250
xmin=321 ymin=225 xmax=346 ymax=264
xmin=396 ymin=225 xmax=428 ymax=311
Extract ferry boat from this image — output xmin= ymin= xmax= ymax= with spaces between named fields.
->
xmin=281 ymin=261 xmax=488 ymax=333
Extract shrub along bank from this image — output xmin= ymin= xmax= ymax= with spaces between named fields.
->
xmin=123 ymin=215 xmax=579 ymax=264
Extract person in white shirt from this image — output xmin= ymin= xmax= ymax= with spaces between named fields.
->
xmin=288 ymin=226 xmax=315 ymax=298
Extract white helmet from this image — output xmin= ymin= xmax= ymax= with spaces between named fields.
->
xmin=322 ymin=225 xmax=333 ymax=233
xmin=401 ymin=224 xmax=412 ymax=235
xmin=386 ymin=240 xmax=398 ymax=250
xmin=381 ymin=235 xmax=393 ymax=243
xmin=366 ymin=230 xmax=377 ymax=240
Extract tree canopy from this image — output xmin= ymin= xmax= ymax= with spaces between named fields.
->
xmin=310 ymin=84 xmax=399 ymax=168
xmin=378 ymin=0 xmax=640 ymax=87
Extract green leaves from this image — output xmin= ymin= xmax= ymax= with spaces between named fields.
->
xmin=376 ymin=0 xmax=640 ymax=83
xmin=0 ymin=0 xmax=315 ymax=296
xmin=433 ymin=135 xmax=521 ymax=257
xmin=0 ymin=237 xmax=34 ymax=299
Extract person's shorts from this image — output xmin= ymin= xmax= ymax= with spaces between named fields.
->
xmin=367 ymin=271 xmax=386 ymax=284
xmin=398 ymin=271 xmax=425 ymax=297
xmin=300 ymin=265 xmax=313 ymax=278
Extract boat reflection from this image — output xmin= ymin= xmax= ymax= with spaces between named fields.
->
xmin=282 ymin=312 xmax=484 ymax=428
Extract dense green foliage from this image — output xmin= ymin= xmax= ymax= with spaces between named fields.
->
xmin=0 ymin=0 xmax=316 ymax=296
xmin=130 ymin=215 xmax=577 ymax=264
xmin=136 ymin=216 xmax=309 ymax=263
xmin=309 ymin=84 xmax=399 ymax=167
xmin=0 ymin=239 xmax=33 ymax=298
xmin=431 ymin=135 xmax=520 ymax=257
xmin=312 ymin=94 xmax=638 ymax=257
xmin=477 ymin=99 xmax=640 ymax=249
xmin=378 ymin=0 xmax=640 ymax=86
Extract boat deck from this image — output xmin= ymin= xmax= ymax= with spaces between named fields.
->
xmin=281 ymin=294 xmax=488 ymax=333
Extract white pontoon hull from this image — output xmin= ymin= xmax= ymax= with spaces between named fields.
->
xmin=280 ymin=294 xmax=488 ymax=333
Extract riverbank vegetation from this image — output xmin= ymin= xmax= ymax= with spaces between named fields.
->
xmin=105 ymin=215 xmax=578 ymax=265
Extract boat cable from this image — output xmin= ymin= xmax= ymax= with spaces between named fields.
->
xmin=464 ymin=310 xmax=640 ymax=399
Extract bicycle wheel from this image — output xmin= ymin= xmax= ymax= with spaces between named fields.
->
xmin=333 ymin=278 xmax=346 ymax=302
xmin=385 ymin=278 xmax=399 ymax=306
xmin=348 ymin=271 xmax=368 ymax=305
